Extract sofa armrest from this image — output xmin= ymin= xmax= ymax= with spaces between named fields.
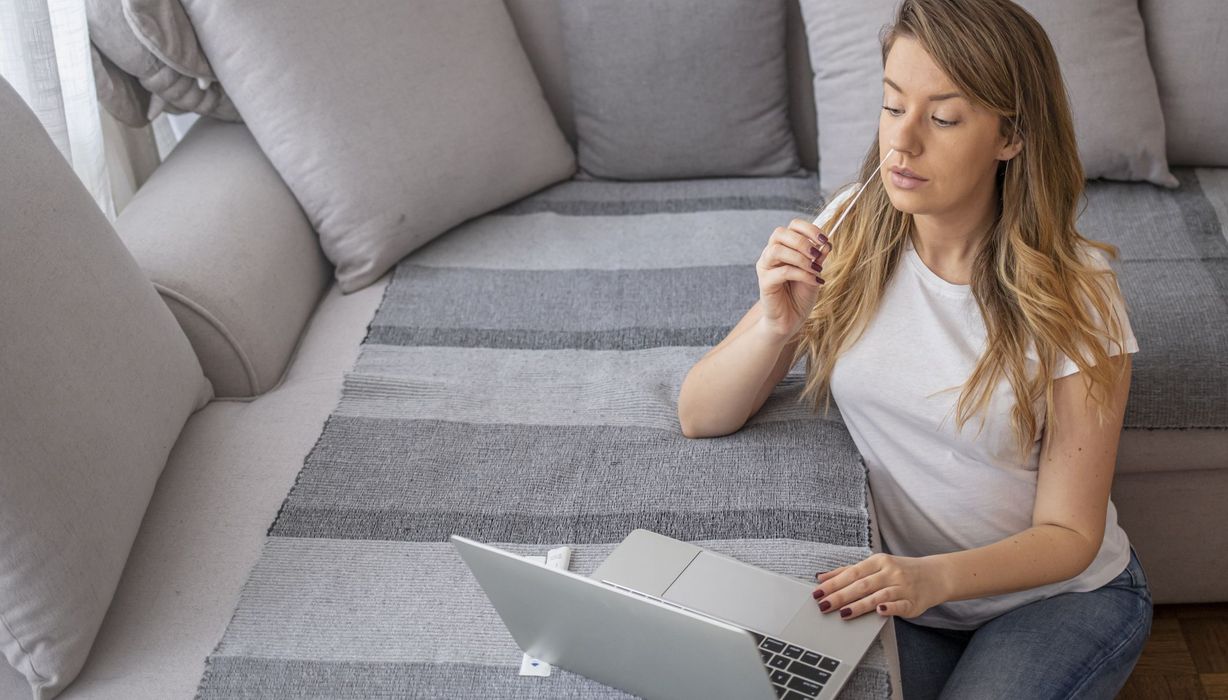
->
xmin=114 ymin=117 xmax=332 ymax=398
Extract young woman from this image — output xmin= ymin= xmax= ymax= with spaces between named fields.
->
xmin=677 ymin=0 xmax=1152 ymax=696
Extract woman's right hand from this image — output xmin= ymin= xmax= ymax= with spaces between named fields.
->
xmin=755 ymin=219 xmax=832 ymax=339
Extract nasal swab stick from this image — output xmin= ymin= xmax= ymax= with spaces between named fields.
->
xmin=813 ymin=148 xmax=897 ymax=236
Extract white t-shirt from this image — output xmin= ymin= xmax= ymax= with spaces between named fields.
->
xmin=816 ymin=187 xmax=1139 ymax=629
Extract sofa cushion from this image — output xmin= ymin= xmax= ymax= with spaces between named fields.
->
xmin=798 ymin=0 xmax=1178 ymax=197
xmin=90 ymin=43 xmax=150 ymax=128
xmin=500 ymin=0 xmax=821 ymax=173
xmin=558 ymin=0 xmax=804 ymax=181
xmin=0 ymin=278 xmax=386 ymax=700
xmin=178 ymin=0 xmax=577 ymax=293
xmin=114 ymin=117 xmax=332 ymax=398
xmin=0 ymin=75 xmax=211 ymax=699
xmin=121 ymin=0 xmax=212 ymax=82
xmin=85 ymin=0 xmax=239 ymax=126
xmin=1139 ymin=0 xmax=1228 ymax=167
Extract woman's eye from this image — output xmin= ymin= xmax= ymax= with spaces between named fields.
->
xmin=881 ymin=105 xmax=958 ymax=127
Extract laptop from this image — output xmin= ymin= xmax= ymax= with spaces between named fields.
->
xmin=451 ymin=528 xmax=886 ymax=699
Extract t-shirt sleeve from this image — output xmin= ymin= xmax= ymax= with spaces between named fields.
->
xmin=813 ymin=183 xmax=860 ymax=231
xmin=1053 ymin=245 xmax=1139 ymax=379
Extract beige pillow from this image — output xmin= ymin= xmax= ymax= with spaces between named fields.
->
xmin=179 ymin=0 xmax=577 ymax=292
xmin=85 ymin=0 xmax=240 ymax=126
xmin=558 ymin=0 xmax=803 ymax=180
xmin=1139 ymin=0 xmax=1228 ymax=166
xmin=122 ymin=0 xmax=213 ymax=82
xmin=0 ymin=75 xmax=212 ymax=698
xmin=90 ymin=43 xmax=151 ymax=128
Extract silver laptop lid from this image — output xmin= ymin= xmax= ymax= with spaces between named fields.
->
xmin=450 ymin=534 xmax=777 ymax=700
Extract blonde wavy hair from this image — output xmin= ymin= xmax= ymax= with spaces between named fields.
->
xmin=793 ymin=0 xmax=1132 ymax=459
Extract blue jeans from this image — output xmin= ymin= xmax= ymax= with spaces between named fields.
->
xmin=893 ymin=545 xmax=1153 ymax=699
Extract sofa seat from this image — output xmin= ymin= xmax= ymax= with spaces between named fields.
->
xmin=0 ymin=279 xmax=388 ymax=700
xmin=1113 ymin=166 xmax=1228 ymax=604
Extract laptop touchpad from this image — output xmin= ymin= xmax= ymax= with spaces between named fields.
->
xmin=661 ymin=551 xmax=810 ymax=635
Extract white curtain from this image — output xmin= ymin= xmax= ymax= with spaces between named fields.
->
xmin=0 ymin=0 xmax=182 ymax=221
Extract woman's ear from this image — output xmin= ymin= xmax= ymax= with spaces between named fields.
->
xmin=998 ymin=134 xmax=1023 ymax=163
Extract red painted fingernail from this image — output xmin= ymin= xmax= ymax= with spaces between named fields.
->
xmin=817 ymin=276 xmax=826 ymax=285
xmin=840 ymin=608 xmax=851 ymax=618
xmin=815 ymin=571 xmax=827 ymax=579
xmin=810 ymin=246 xmax=821 ymax=257
xmin=879 ymin=604 xmax=887 ymax=612
xmin=812 ymin=589 xmax=825 ymax=599
xmin=819 ymin=600 xmax=831 ymax=612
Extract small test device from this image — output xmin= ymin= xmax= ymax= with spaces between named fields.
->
xmin=517 ymin=545 xmax=572 ymax=677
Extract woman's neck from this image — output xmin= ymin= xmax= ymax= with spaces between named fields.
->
xmin=909 ymin=197 xmax=998 ymax=286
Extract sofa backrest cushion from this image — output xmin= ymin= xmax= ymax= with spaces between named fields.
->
xmin=178 ymin=0 xmax=577 ymax=293
xmin=1139 ymin=0 xmax=1228 ymax=167
xmin=557 ymin=0 xmax=803 ymax=181
xmin=503 ymin=0 xmax=820 ymax=174
xmin=0 ymin=75 xmax=212 ymax=698
xmin=798 ymin=0 xmax=1179 ymax=198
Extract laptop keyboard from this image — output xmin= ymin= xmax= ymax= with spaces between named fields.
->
xmin=751 ymin=631 xmax=840 ymax=699
xmin=598 ymin=579 xmax=841 ymax=697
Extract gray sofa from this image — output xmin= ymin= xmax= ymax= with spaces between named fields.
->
xmin=2 ymin=1 xmax=1226 ymax=698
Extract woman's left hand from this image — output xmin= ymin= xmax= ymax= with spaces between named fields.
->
xmin=813 ymin=553 xmax=950 ymax=621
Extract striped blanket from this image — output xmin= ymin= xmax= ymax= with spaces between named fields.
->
xmin=194 ymin=172 xmax=894 ymax=698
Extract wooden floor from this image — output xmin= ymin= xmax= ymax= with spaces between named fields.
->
xmin=1118 ymin=603 xmax=1228 ymax=699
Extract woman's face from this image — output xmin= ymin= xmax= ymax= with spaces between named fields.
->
xmin=879 ymin=36 xmax=1021 ymax=217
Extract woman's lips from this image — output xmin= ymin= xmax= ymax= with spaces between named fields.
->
xmin=889 ymin=168 xmax=928 ymax=190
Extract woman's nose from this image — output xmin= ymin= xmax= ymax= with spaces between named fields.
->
xmin=887 ymin=116 xmax=921 ymax=157
xmin=888 ymin=131 xmax=917 ymax=159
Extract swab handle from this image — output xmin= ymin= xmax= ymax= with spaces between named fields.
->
xmin=809 ymin=148 xmax=897 ymax=229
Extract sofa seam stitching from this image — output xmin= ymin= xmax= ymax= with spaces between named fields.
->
xmin=207 ymin=275 xmax=334 ymax=404
xmin=152 ymin=282 xmax=261 ymax=395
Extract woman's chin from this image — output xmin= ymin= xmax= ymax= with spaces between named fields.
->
xmin=884 ymin=187 xmax=921 ymax=214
